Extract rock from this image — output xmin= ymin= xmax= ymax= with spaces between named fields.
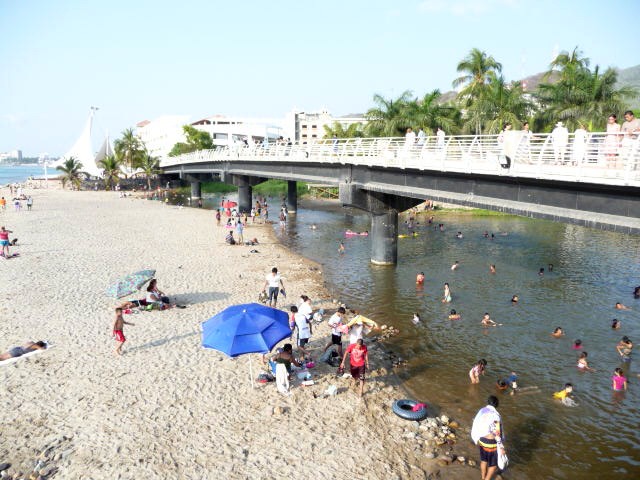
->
xmin=457 ymin=456 xmax=466 ymax=463
xmin=449 ymin=421 xmax=459 ymax=429
xmin=468 ymin=459 xmax=476 ymax=467
xmin=274 ymin=406 xmax=285 ymax=415
xmin=440 ymin=415 xmax=449 ymax=424
xmin=438 ymin=454 xmax=453 ymax=465
xmin=412 ymin=421 xmax=421 ymax=429
xmin=425 ymin=452 xmax=435 ymax=459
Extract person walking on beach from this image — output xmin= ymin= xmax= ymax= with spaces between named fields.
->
xmin=263 ymin=267 xmax=285 ymax=308
xmin=0 ymin=197 xmax=5 ymax=211
xmin=0 ymin=226 xmax=13 ymax=258
xmin=340 ymin=338 xmax=369 ymax=398
xmin=471 ymin=395 xmax=506 ymax=480
xmin=292 ymin=305 xmax=311 ymax=360
xmin=113 ymin=307 xmax=135 ymax=355
xmin=235 ymin=220 xmax=244 ymax=244
xmin=26 ymin=196 xmax=33 ymax=211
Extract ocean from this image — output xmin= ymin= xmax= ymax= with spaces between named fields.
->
xmin=0 ymin=164 xmax=51 ymax=185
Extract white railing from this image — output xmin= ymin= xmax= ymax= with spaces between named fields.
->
xmin=160 ymin=131 xmax=640 ymax=186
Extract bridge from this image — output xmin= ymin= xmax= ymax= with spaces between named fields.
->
xmin=160 ymin=131 xmax=640 ymax=264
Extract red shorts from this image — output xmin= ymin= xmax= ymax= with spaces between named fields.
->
xmin=113 ymin=330 xmax=126 ymax=342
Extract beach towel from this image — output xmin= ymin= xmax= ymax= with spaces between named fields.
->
xmin=0 ymin=342 xmax=52 ymax=367
xmin=275 ymin=363 xmax=289 ymax=395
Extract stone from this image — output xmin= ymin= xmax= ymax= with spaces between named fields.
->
xmin=457 ymin=456 xmax=466 ymax=463
xmin=437 ymin=454 xmax=453 ymax=465
xmin=468 ymin=459 xmax=476 ymax=467
xmin=449 ymin=421 xmax=459 ymax=429
xmin=424 ymin=452 xmax=435 ymax=459
xmin=412 ymin=421 xmax=421 ymax=429
xmin=440 ymin=415 xmax=449 ymax=424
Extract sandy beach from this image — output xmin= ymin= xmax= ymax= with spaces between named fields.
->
xmin=0 ymin=188 xmax=475 ymax=479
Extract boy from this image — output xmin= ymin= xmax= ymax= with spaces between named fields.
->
xmin=113 ymin=307 xmax=135 ymax=355
xmin=553 ymin=383 xmax=573 ymax=401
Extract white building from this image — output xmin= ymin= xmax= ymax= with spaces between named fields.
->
xmin=287 ymin=109 xmax=367 ymax=144
xmin=190 ymin=115 xmax=283 ymax=147
xmin=0 ymin=149 xmax=23 ymax=162
xmin=135 ymin=115 xmax=190 ymax=160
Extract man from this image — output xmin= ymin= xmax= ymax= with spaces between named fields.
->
xmin=292 ymin=305 xmax=311 ymax=360
xmin=436 ymin=126 xmax=446 ymax=149
xmin=340 ymin=338 xmax=369 ymax=397
xmin=551 ymin=121 xmax=569 ymax=164
xmin=404 ymin=127 xmax=416 ymax=152
xmin=471 ymin=396 xmax=506 ymax=480
xmin=324 ymin=306 xmax=346 ymax=358
xmin=416 ymin=127 xmax=426 ymax=147
xmin=263 ymin=267 xmax=285 ymax=308
xmin=621 ymin=110 xmax=640 ymax=140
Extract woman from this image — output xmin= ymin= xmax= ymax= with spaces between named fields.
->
xmin=0 ymin=341 xmax=47 ymax=361
xmin=271 ymin=344 xmax=301 ymax=395
xmin=146 ymin=279 xmax=181 ymax=309
xmin=298 ymin=295 xmax=313 ymax=322
xmin=551 ymin=327 xmax=564 ymax=338
xmin=604 ymin=114 xmax=621 ymax=167
xmin=616 ymin=336 xmax=633 ymax=362
xmin=469 ymin=359 xmax=487 ymax=384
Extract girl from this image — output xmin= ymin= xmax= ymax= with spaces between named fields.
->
xmin=442 ymin=283 xmax=452 ymax=303
xmin=612 ymin=368 xmax=627 ymax=391
xmin=551 ymin=327 xmax=564 ymax=338
xmin=577 ymin=352 xmax=595 ymax=372
xmin=469 ymin=359 xmax=487 ymax=384
xmin=572 ymin=339 xmax=583 ymax=350
xmin=416 ymin=272 xmax=425 ymax=285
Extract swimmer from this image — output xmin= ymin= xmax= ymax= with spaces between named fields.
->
xmin=496 ymin=371 xmax=518 ymax=395
xmin=451 ymin=261 xmax=459 ymax=271
xmin=310 ymin=224 xmax=317 ymax=230
xmin=615 ymin=302 xmax=631 ymax=310
xmin=551 ymin=327 xmax=564 ymax=338
xmin=538 ymin=267 xmax=545 ymax=276
xmin=455 ymin=231 xmax=463 ymax=239
xmin=634 ymin=286 xmax=640 ymax=298
xmin=612 ymin=368 xmax=627 ymax=391
xmin=548 ymin=263 xmax=554 ymax=272
xmin=611 ymin=319 xmax=621 ymax=329
xmin=416 ymin=272 xmax=425 ymax=284
xmin=511 ymin=295 xmax=519 ymax=304
xmin=572 ymin=339 xmax=583 ymax=350
xmin=489 ymin=264 xmax=496 ymax=274
xmin=553 ymin=383 xmax=573 ymax=401
xmin=412 ymin=313 xmax=421 ymax=325
xmin=616 ymin=336 xmax=633 ymax=362
xmin=483 ymin=231 xmax=489 ymax=238
xmin=469 ymin=359 xmax=487 ymax=384
xmin=481 ymin=313 xmax=500 ymax=327
xmin=577 ymin=352 xmax=595 ymax=372
xmin=442 ymin=283 xmax=452 ymax=303
xmin=448 ymin=309 xmax=461 ymax=320
xmin=338 ymin=242 xmax=345 ymax=254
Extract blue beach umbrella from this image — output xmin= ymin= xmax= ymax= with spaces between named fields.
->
xmin=201 ymin=303 xmax=291 ymax=357
xmin=106 ymin=269 xmax=156 ymax=298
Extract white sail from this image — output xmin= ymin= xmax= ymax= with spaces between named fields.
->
xmin=94 ymin=133 xmax=115 ymax=165
xmin=53 ymin=109 xmax=103 ymax=178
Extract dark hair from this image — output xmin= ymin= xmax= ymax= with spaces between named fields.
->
xmin=115 ymin=307 xmax=123 ymax=313
xmin=565 ymin=383 xmax=573 ymax=388
xmin=574 ymin=339 xmax=582 ymax=346
xmin=479 ymin=359 xmax=487 ymax=366
xmin=609 ymin=114 xmax=617 ymax=120
xmin=337 ymin=307 xmax=346 ymax=314
xmin=622 ymin=336 xmax=630 ymax=343
xmin=554 ymin=327 xmax=562 ymax=333
xmin=624 ymin=110 xmax=633 ymax=116
xmin=146 ymin=279 xmax=157 ymax=291
xmin=300 ymin=295 xmax=309 ymax=302
xmin=611 ymin=319 xmax=619 ymax=328
xmin=290 ymin=305 xmax=298 ymax=313
xmin=271 ymin=267 xmax=278 ymax=273
xmin=283 ymin=343 xmax=293 ymax=353
xmin=450 ymin=309 xmax=456 ymax=315
xmin=487 ymin=395 xmax=499 ymax=407
xmin=614 ymin=367 xmax=624 ymax=375
xmin=579 ymin=351 xmax=588 ymax=358
xmin=35 ymin=341 xmax=47 ymax=348
xmin=356 ymin=338 xmax=364 ymax=345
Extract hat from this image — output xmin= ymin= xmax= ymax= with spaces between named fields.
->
xmin=556 ymin=121 xmax=564 ymax=127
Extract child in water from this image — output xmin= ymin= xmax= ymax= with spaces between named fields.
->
xmin=612 ymin=368 xmax=627 ymax=391
xmin=551 ymin=327 xmax=565 ymax=338
xmin=338 ymin=242 xmax=345 ymax=254
xmin=448 ymin=309 xmax=461 ymax=320
xmin=416 ymin=272 xmax=425 ymax=284
xmin=442 ymin=283 xmax=452 ymax=303
xmin=412 ymin=313 xmax=421 ymax=325
xmin=572 ymin=339 xmax=583 ymax=350
xmin=577 ymin=352 xmax=595 ymax=372
xmin=553 ymin=383 xmax=574 ymax=402
xmin=469 ymin=359 xmax=487 ymax=384
xmin=611 ymin=319 xmax=621 ymax=329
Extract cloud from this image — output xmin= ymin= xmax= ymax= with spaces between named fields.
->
xmin=418 ymin=0 xmax=518 ymax=16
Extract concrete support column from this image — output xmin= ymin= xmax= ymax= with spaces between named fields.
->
xmin=237 ymin=183 xmax=253 ymax=214
xmin=286 ymin=180 xmax=297 ymax=213
xmin=190 ymin=181 xmax=201 ymax=200
xmin=370 ymin=210 xmax=399 ymax=265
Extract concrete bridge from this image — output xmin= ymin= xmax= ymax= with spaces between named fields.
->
xmin=161 ymin=131 xmax=640 ymax=264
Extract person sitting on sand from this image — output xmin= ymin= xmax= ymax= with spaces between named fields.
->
xmin=0 ymin=341 xmax=47 ymax=361
xmin=551 ymin=327 xmax=565 ymax=338
xmin=615 ymin=302 xmax=631 ymax=310
xmin=146 ymin=279 xmax=182 ymax=309
xmin=225 ymin=231 xmax=236 ymax=245
xmin=272 ymin=343 xmax=301 ymax=395
xmin=448 ymin=309 xmax=461 ymax=320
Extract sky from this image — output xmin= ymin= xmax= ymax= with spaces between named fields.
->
xmin=1 ymin=0 xmax=639 ymax=157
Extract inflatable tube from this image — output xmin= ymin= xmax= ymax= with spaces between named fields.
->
xmin=345 ymin=231 xmax=358 ymax=236
xmin=392 ymin=399 xmax=428 ymax=421
xmin=398 ymin=234 xmax=409 ymax=238
xmin=359 ymin=232 xmax=369 ymax=236
xmin=345 ymin=315 xmax=379 ymax=329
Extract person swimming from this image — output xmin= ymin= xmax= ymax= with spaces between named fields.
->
xmin=455 ymin=231 xmax=463 ymax=239
xmin=616 ymin=336 xmax=633 ymax=362
xmin=451 ymin=261 xmax=459 ymax=271
xmin=489 ymin=264 xmax=496 ymax=274
xmin=577 ymin=352 xmax=595 ymax=372
xmin=634 ymin=286 xmax=640 ymax=299
xmin=416 ymin=272 xmax=425 ymax=284
xmin=615 ymin=302 xmax=631 ymax=310
xmin=611 ymin=319 xmax=621 ymax=329
xmin=448 ymin=309 xmax=461 ymax=320
xmin=496 ymin=372 xmax=518 ymax=394
xmin=412 ymin=313 xmax=421 ymax=325
xmin=481 ymin=313 xmax=499 ymax=327
xmin=572 ymin=339 xmax=583 ymax=350
xmin=551 ymin=327 xmax=564 ymax=338
xmin=538 ymin=267 xmax=545 ymax=276
xmin=511 ymin=295 xmax=519 ymax=304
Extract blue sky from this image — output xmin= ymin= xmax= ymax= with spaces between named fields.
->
xmin=1 ymin=0 xmax=638 ymax=156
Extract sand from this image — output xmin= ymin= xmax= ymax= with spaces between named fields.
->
xmin=0 ymin=188 xmax=476 ymax=479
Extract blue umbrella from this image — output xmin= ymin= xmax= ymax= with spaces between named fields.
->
xmin=201 ymin=303 xmax=291 ymax=357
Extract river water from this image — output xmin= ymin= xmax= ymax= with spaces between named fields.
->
xmin=198 ymin=193 xmax=640 ymax=478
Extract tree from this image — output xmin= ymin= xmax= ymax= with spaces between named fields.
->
xmin=169 ymin=125 xmax=214 ymax=156
xmin=56 ymin=157 xmax=84 ymax=190
xmin=114 ymin=128 xmax=145 ymax=174
xmin=404 ymin=90 xmax=461 ymax=134
xmin=469 ymin=76 xmax=533 ymax=133
xmin=365 ymin=90 xmax=414 ymax=136
xmin=323 ymin=122 xmax=365 ymax=139
xmin=97 ymin=154 xmax=122 ymax=190
xmin=139 ymin=152 xmax=160 ymax=190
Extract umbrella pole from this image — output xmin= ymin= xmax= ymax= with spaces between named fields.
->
xmin=249 ymin=355 xmax=255 ymax=389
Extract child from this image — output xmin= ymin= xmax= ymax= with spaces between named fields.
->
xmin=577 ymin=352 xmax=595 ymax=372
xmin=448 ymin=309 xmax=461 ymax=320
xmin=412 ymin=313 xmax=421 ymax=325
xmin=416 ymin=272 xmax=425 ymax=285
xmin=572 ymin=339 xmax=583 ymax=350
xmin=338 ymin=242 xmax=345 ymax=254
xmin=481 ymin=313 xmax=498 ymax=327
xmin=113 ymin=307 xmax=135 ymax=355
xmin=612 ymin=368 xmax=627 ymax=391
xmin=442 ymin=283 xmax=452 ymax=303
xmin=551 ymin=327 xmax=564 ymax=338
xmin=451 ymin=261 xmax=459 ymax=271
xmin=553 ymin=383 xmax=573 ymax=401
xmin=469 ymin=359 xmax=487 ymax=384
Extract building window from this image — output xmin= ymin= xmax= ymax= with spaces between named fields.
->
xmin=311 ymin=134 xmax=317 ymax=138
xmin=311 ymin=125 xmax=317 ymax=129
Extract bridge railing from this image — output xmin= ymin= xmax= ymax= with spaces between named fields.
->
xmin=161 ymin=132 xmax=640 ymax=186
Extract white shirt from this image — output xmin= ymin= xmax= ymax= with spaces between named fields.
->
xmin=294 ymin=312 xmax=311 ymax=339
xmin=471 ymin=405 xmax=502 ymax=445
xmin=265 ymin=273 xmax=281 ymax=288
xmin=298 ymin=300 xmax=312 ymax=319
xmin=405 ymin=131 xmax=416 ymax=145
xmin=328 ymin=313 xmax=344 ymax=336
xmin=349 ymin=323 xmax=364 ymax=345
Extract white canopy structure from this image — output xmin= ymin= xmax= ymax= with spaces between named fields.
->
xmin=53 ymin=108 xmax=103 ymax=178
xmin=94 ymin=133 xmax=115 ymax=166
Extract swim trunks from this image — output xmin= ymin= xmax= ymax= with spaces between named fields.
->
xmin=350 ymin=364 xmax=366 ymax=381
xmin=113 ymin=330 xmax=126 ymax=342
xmin=478 ymin=437 xmax=498 ymax=467
xmin=0 ymin=240 xmax=8 ymax=246
xmin=8 ymin=346 xmax=25 ymax=358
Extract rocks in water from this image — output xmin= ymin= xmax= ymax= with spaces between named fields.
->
xmin=468 ymin=459 xmax=476 ymax=467
xmin=448 ymin=421 xmax=459 ymax=429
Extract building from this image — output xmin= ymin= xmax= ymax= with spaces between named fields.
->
xmin=190 ymin=115 xmax=283 ymax=147
xmin=135 ymin=115 xmax=191 ymax=160
xmin=0 ymin=149 xmax=23 ymax=163
xmin=287 ymin=109 xmax=367 ymax=144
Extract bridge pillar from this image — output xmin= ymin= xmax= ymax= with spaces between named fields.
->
xmin=339 ymin=183 xmax=422 ymax=265
xmin=287 ymin=181 xmax=297 ymax=213
xmin=190 ymin=181 xmax=201 ymax=200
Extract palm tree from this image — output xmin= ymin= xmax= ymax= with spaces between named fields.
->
xmin=323 ymin=122 xmax=365 ymax=139
xmin=56 ymin=157 xmax=84 ymax=190
xmin=404 ymin=89 xmax=461 ymax=134
xmin=139 ymin=152 xmax=160 ymax=190
xmin=365 ymin=90 xmax=414 ymax=136
xmin=98 ymin=154 xmax=122 ymax=190
xmin=471 ymin=76 xmax=533 ymax=133
xmin=114 ymin=128 xmax=144 ymax=174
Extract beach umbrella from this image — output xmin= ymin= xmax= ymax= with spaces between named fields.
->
xmin=202 ymin=303 xmax=291 ymax=387
xmin=222 ymin=200 xmax=237 ymax=209
xmin=106 ymin=269 xmax=156 ymax=298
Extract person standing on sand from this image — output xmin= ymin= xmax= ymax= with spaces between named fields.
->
xmin=0 ymin=226 xmax=13 ymax=258
xmin=113 ymin=307 xmax=135 ymax=355
xmin=324 ymin=306 xmax=346 ymax=358
xmin=26 ymin=196 xmax=33 ymax=211
xmin=215 ymin=209 xmax=221 ymax=226
xmin=471 ymin=395 xmax=506 ymax=480
xmin=340 ymin=338 xmax=369 ymax=398
xmin=263 ymin=267 xmax=285 ymax=308
xmin=235 ymin=220 xmax=244 ymax=244
xmin=0 ymin=197 xmax=6 ymax=211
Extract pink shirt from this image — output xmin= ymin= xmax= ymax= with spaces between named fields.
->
xmin=612 ymin=375 xmax=626 ymax=391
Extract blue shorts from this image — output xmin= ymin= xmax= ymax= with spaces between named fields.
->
xmin=0 ymin=240 xmax=8 ymax=246
xmin=268 ymin=287 xmax=279 ymax=302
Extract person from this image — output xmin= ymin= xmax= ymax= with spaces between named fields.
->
xmin=225 ymin=231 xmax=236 ymax=245
xmin=412 ymin=312 xmax=421 ymax=324
xmin=577 ymin=352 xmax=595 ymax=372
xmin=436 ymin=126 xmax=446 ymax=150
xmin=404 ymin=127 xmax=416 ymax=151
xmin=146 ymin=279 xmax=178 ymax=309
xmin=511 ymin=295 xmax=519 ymax=304
xmin=548 ymin=263 xmax=554 ymax=272
xmin=279 ymin=210 xmax=286 ymax=229
xmin=469 ymin=359 xmax=488 ymax=384
xmin=338 ymin=241 xmax=345 ymax=254
xmin=416 ymin=127 xmax=426 ymax=147
xmin=538 ymin=267 xmax=545 ymax=276
xmin=634 ymin=286 xmax=640 ymax=299
xmin=455 ymin=231 xmax=463 ymax=239
xmin=0 ymin=226 xmax=13 ymax=258
xmin=0 ymin=341 xmax=47 ymax=361
xmin=26 ymin=196 xmax=33 ymax=211
xmin=0 ymin=197 xmax=5 ymax=210
xmin=572 ymin=339 xmax=583 ymax=350
xmin=616 ymin=336 xmax=633 ymax=362
xmin=621 ymin=110 xmax=640 ymax=140
xmin=552 ymin=121 xmax=569 ymax=164
xmin=612 ymin=368 xmax=627 ymax=391
xmin=481 ymin=313 xmax=498 ymax=327
xmin=235 ymin=220 xmax=244 ymax=244
xmin=324 ymin=307 xmax=346 ymax=358
xmin=272 ymin=343 xmax=301 ymax=395
xmin=604 ymin=114 xmax=622 ymax=167
xmin=448 ymin=309 xmax=461 ymax=320
xmin=496 ymin=372 xmax=518 ymax=394
xmin=14 ymin=199 xmax=21 ymax=212
xmin=553 ymin=383 xmax=573 ymax=401
xmin=298 ymin=295 xmax=313 ymax=322
xmin=344 ymin=310 xmax=378 ymax=345
xmin=572 ymin=123 xmax=588 ymax=164
xmin=451 ymin=261 xmax=459 ymax=271
xmin=551 ymin=327 xmax=565 ymax=338
xmin=442 ymin=283 xmax=452 ymax=303
xmin=292 ymin=305 xmax=311 ymax=360
xmin=340 ymin=338 xmax=369 ymax=397
xmin=615 ymin=302 xmax=630 ymax=310
xmin=215 ymin=209 xmax=221 ymax=226
xmin=489 ymin=264 xmax=496 ymax=274
xmin=416 ymin=272 xmax=425 ymax=285
xmin=263 ymin=267 xmax=285 ymax=308
xmin=471 ymin=395 xmax=506 ymax=480
xmin=113 ymin=307 xmax=135 ymax=355
xmin=611 ymin=319 xmax=621 ymax=329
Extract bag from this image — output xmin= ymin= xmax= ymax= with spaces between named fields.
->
xmin=497 ymin=441 xmax=508 ymax=470
xmin=336 ymin=366 xmax=345 ymax=376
